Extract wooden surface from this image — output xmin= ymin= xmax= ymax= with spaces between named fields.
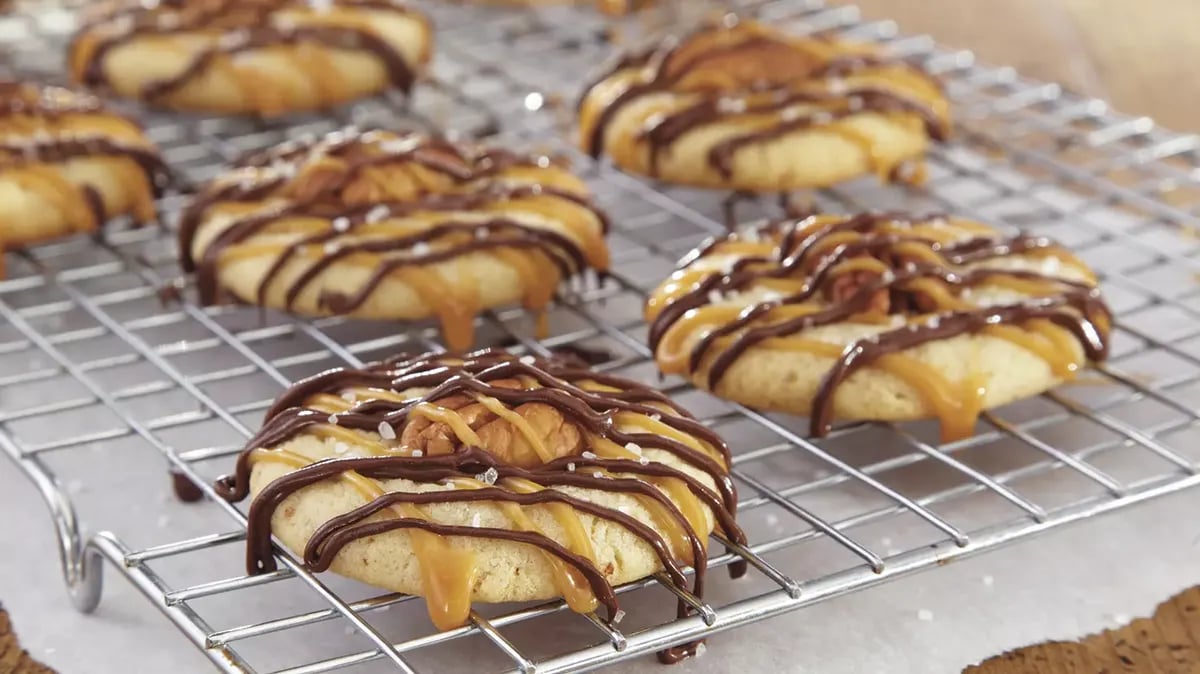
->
xmin=966 ymin=586 xmax=1200 ymax=673
xmin=0 ymin=609 xmax=54 ymax=674
xmin=840 ymin=0 xmax=1200 ymax=133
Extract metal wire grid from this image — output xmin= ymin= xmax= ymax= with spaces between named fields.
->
xmin=3 ymin=0 xmax=1200 ymax=672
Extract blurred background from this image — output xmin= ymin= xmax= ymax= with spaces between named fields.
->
xmin=841 ymin=0 xmax=1198 ymax=132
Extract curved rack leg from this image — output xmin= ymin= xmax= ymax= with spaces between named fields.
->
xmin=0 ymin=431 xmax=105 ymax=613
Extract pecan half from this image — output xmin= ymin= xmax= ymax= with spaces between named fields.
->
xmin=826 ymin=269 xmax=890 ymax=314
xmin=400 ymin=379 xmax=585 ymax=468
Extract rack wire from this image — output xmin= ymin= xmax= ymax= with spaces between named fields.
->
xmin=3 ymin=0 xmax=1200 ymax=671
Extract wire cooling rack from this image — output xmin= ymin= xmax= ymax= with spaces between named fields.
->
xmin=4 ymin=0 xmax=1200 ymax=672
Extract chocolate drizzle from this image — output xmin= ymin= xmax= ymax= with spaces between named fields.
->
xmin=217 ymin=349 xmax=746 ymax=645
xmin=646 ymin=213 xmax=1113 ymax=438
xmin=71 ymin=0 xmax=426 ymax=104
xmin=580 ymin=21 xmax=948 ymax=177
xmin=179 ymin=128 xmax=609 ymax=345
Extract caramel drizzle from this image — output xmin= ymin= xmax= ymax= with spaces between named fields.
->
xmin=180 ymin=130 xmax=610 ymax=350
xmin=580 ymin=22 xmax=947 ymax=176
xmin=71 ymin=0 xmax=425 ymax=104
xmin=646 ymin=213 xmax=1112 ymax=440
xmin=216 ymin=350 xmax=745 ymax=634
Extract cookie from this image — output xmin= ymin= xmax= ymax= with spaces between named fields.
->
xmin=645 ymin=213 xmax=1112 ymax=441
xmin=215 ymin=349 xmax=745 ymax=636
xmin=179 ymin=127 xmax=610 ymax=351
xmin=68 ymin=0 xmax=433 ymax=116
xmin=0 ymin=81 xmax=169 ymax=278
xmin=578 ymin=17 xmax=950 ymax=191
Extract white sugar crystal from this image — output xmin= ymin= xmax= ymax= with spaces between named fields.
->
xmin=716 ymin=97 xmax=747 ymax=114
xmin=365 ymin=205 xmax=391 ymax=223
xmin=478 ymin=467 xmax=499 ymax=485
xmin=411 ymin=241 xmax=432 ymax=256
xmin=566 ymin=462 xmax=576 ymax=472
xmin=582 ymin=451 xmax=598 ymax=460
xmin=327 ymin=414 xmax=339 ymax=424
xmin=981 ymin=575 xmax=994 ymax=587
xmin=624 ymin=442 xmax=643 ymax=455
xmin=332 ymin=217 xmax=351 ymax=232
xmin=334 ymin=442 xmax=349 ymax=455
xmin=707 ymin=290 xmax=725 ymax=304
xmin=917 ymin=609 xmax=934 ymax=622
xmin=471 ymin=513 xmax=482 ymax=528
xmin=411 ymin=450 xmax=423 ymax=458
xmin=612 ymin=609 xmax=626 ymax=624
xmin=520 ymin=355 xmax=537 ymax=365
xmin=593 ymin=471 xmax=604 ymax=478
xmin=377 ymin=421 xmax=396 ymax=440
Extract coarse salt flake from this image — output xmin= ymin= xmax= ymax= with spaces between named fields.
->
xmin=612 ymin=609 xmax=626 ymax=624
xmin=582 ymin=451 xmax=598 ymax=460
xmin=716 ymin=97 xmax=747 ymax=114
xmin=593 ymin=471 xmax=604 ymax=478
xmin=365 ymin=205 xmax=390 ymax=223
xmin=520 ymin=355 xmax=537 ymax=365
xmin=566 ymin=462 xmax=576 ymax=471
xmin=649 ymin=413 xmax=661 ymax=421
xmin=334 ymin=442 xmax=349 ymax=455
xmin=624 ymin=442 xmax=643 ymax=454
xmin=638 ymin=456 xmax=650 ymax=465
xmin=332 ymin=217 xmax=351 ymax=232
xmin=377 ymin=421 xmax=396 ymax=440
xmin=327 ymin=414 xmax=339 ymax=424
xmin=477 ymin=467 xmax=499 ymax=485
xmin=411 ymin=449 xmax=423 ymax=457
xmin=341 ymin=392 xmax=356 ymax=402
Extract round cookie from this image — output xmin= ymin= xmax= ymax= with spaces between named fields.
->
xmin=68 ymin=0 xmax=433 ymax=116
xmin=180 ymin=127 xmax=611 ymax=351
xmin=578 ymin=17 xmax=950 ymax=191
xmin=215 ymin=349 xmax=744 ymax=632
xmin=645 ymin=213 xmax=1112 ymax=441
xmin=0 ymin=81 xmax=169 ymax=278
